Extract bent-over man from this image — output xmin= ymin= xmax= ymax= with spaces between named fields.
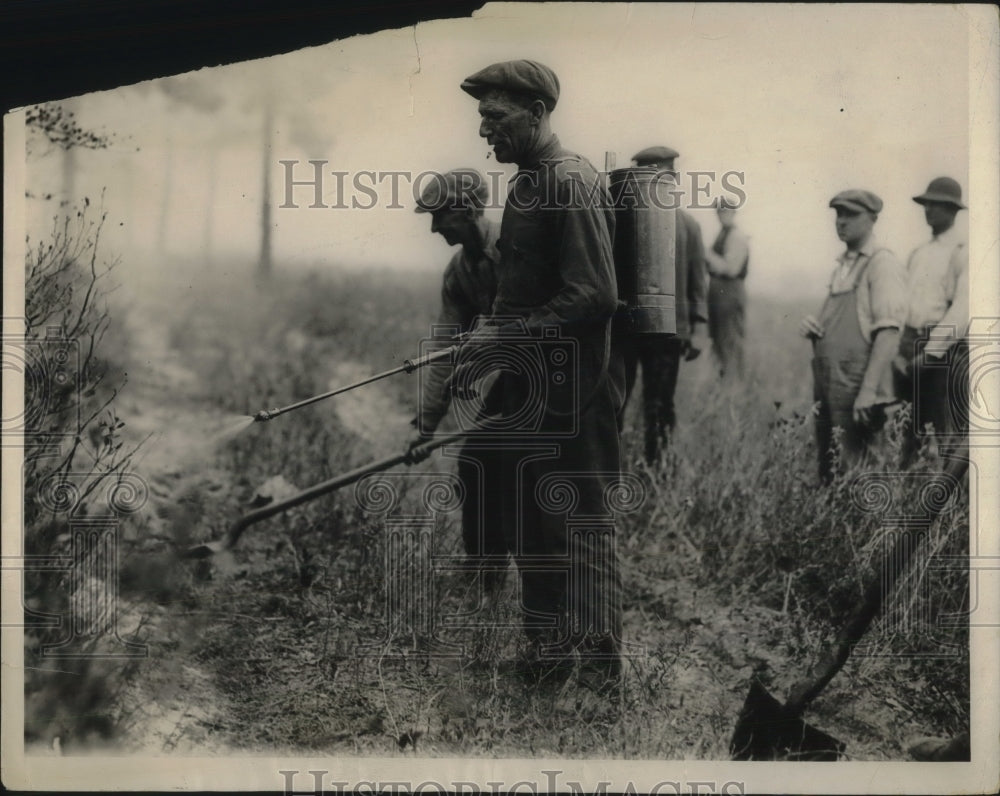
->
xmin=408 ymin=168 xmax=509 ymax=600
xmin=800 ymin=190 xmax=906 ymax=483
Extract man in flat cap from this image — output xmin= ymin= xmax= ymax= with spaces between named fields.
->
xmin=624 ymin=146 xmax=709 ymax=464
xmin=893 ymin=177 xmax=969 ymax=469
xmin=704 ymin=197 xmax=750 ymax=380
xmin=408 ymin=168 xmax=509 ymax=603
xmin=800 ymin=189 xmax=906 ymax=483
xmin=455 ymin=59 xmax=626 ymax=698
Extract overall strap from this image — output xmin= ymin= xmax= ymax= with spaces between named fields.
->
xmin=848 ymin=247 xmax=889 ymax=291
xmin=712 ymin=226 xmax=730 ymax=256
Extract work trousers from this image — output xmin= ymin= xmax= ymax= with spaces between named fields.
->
xmin=894 ymin=326 xmax=968 ymax=469
xmin=455 ymin=442 xmax=510 ymax=596
xmin=496 ymin=356 xmax=625 ymax=677
xmin=811 ymin=274 xmax=884 ymax=484
xmin=812 ymin=355 xmax=885 ymax=483
xmin=708 ymin=275 xmax=747 ymax=379
xmin=621 ymin=336 xmax=685 ymax=465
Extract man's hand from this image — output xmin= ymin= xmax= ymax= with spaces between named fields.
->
xmin=800 ymin=315 xmax=824 ymax=340
xmin=900 ymin=349 xmax=932 ymax=380
xmin=444 ymin=362 xmax=481 ymax=399
xmin=853 ymin=387 xmax=879 ymax=427
xmin=892 ymin=354 xmax=911 ymax=377
xmin=915 ymin=344 xmax=949 ymax=369
xmin=406 ymin=421 xmax=435 ymax=464
xmin=455 ymin=323 xmax=503 ymax=365
xmin=683 ymin=322 xmax=705 ymax=361
xmin=446 ymin=323 xmax=506 ymax=398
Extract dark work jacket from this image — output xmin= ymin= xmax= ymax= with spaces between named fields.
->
xmin=493 ymin=135 xmax=624 ymax=410
xmin=490 ymin=136 xmax=625 ymax=647
xmin=418 ymin=220 xmax=500 ymax=430
xmin=674 ymin=209 xmax=709 ymax=340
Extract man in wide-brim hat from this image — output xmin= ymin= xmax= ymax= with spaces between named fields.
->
xmin=894 ymin=176 xmax=969 ymax=468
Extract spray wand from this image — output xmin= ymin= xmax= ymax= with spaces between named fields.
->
xmin=253 ymin=335 xmax=467 ymax=422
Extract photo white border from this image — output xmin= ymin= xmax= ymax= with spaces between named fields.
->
xmin=2 ymin=3 xmax=998 ymax=793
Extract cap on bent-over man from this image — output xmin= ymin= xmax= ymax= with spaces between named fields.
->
xmin=408 ymin=167 xmax=510 ymax=600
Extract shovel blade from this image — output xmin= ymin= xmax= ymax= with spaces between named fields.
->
xmin=180 ymin=540 xmax=227 ymax=559
xmin=730 ymin=677 xmax=845 ymax=761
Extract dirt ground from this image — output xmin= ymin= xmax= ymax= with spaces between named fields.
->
xmin=86 ymin=283 xmax=967 ymax=761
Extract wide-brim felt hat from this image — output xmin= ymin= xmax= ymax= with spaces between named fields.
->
xmin=912 ymin=176 xmax=966 ymax=209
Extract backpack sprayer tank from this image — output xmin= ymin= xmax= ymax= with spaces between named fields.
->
xmin=608 ymin=166 xmax=677 ymax=336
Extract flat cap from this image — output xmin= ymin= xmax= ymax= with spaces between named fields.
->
xmin=414 ymin=168 xmax=489 ymax=213
xmin=913 ymin=176 xmax=966 ymax=209
xmin=829 ymin=189 xmax=883 ymax=214
xmin=632 ymin=146 xmax=680 ymax=166
xmin=460 ymin=60 xmax=560 ymax=111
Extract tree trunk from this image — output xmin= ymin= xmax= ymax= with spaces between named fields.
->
xmin=257 ymin=102 xmax=274 ymax=282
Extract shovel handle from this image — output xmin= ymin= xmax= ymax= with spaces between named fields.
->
xmin=786 ymin=448 xmax=969 ymax=712
xmin=216 ymin=431 xmax=466 ymax=553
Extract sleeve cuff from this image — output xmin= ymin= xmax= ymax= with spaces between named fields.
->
xmin=870 ymin=319 xmax=902 ymax=334
xmin=416 ymin=411 xmax=444 ymax=434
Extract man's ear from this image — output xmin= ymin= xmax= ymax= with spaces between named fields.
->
xmin=528 ymin=98 xmax=547 ymax=124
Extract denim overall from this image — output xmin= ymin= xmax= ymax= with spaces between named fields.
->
xmin=812 ymin=253 xmax=884 ymax=482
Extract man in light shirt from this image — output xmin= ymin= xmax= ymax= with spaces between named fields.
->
xmin=705 ymin=197 xmax=750 ymax=379
xmin=893 ymin=176 xmax=969 ymax=469
xmin=800 ymin=189 xmax=907 ymax=483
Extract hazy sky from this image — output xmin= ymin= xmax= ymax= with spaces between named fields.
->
xmin=23 ymin=2 xmax=979 ymax=302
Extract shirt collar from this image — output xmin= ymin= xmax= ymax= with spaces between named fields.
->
xmin=482 ymin=219 xmax=501 ymax=264
xmin=459 ymin=219 xmax=501 ymax=269
xmin=519 ymin=134 xmax=563 ymax=169
xmin=839 ymin=233 xmax=878 ymax=263
xmin=933 ymin=224 xmax=960 ymax=245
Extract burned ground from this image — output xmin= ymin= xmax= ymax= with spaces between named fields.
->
xmin=25 ymin=259 xmax=970 ymax=760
